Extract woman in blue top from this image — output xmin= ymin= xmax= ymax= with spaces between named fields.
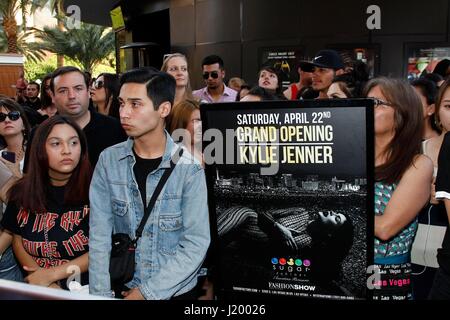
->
xmin=365 ymin=77 xmax=433 ymax=300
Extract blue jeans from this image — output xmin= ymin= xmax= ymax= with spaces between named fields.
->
xmin=0 ymin=246 xmax=23 ymax=282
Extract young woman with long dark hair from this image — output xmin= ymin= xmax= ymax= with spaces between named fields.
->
xmin=1 ymin=116 xmax=92 ymax=289
xmin=90 ymin=73 xmax=120 ymax=119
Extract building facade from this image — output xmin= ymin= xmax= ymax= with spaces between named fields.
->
xmin=68 ymin=0 xmax=450 ymax=89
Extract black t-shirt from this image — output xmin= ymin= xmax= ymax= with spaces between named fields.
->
xmin=133 ymin=149 xmax=162 ymax=207
xmin=21 ymin=104 xmax=48 ymax=128
xmin=0 ymin=185 xmax=90 ymax=284
xmin=83 ymin=110 xmax=127 ymax=167
xmin=22 ymin=97 xmax=42 ymax=111
xmin=436 ymin=132 xmax=450 ymax=272
xmin=24 ymin=110 xmax=127 ymax=171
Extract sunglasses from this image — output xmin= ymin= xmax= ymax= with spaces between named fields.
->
xmin=0 ymin=111 xmax=21 ymax=122
xmin=93 ymin=80 xmax=104 ymax=90
xmin=203 ymin=71 xmax=219 ymax=80
xmin=163 ymin=53 xmax=177 ymax=60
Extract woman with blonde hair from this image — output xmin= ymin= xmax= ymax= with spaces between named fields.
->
xmin=161 ymin=53 xmax=195 ymax=106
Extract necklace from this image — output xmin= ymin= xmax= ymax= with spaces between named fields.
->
xmin=49 ymin=175 xmax=70 ymax=182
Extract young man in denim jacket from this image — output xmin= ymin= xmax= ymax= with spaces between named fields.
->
xmin=88 ymin=68 xmax=210 ymax=300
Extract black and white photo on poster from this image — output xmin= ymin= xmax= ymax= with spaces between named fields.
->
xmin=201 ymin=100 xmax=374 ymax=300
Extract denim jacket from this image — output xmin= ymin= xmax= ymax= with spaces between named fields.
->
xmin=88 ymin=132 xmax=210 ymax=299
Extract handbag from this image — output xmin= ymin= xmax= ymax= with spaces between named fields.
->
xmin=109 ymin=148 xmax=183 ymax=293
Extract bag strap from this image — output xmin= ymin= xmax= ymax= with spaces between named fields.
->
xmin=134 ymin=148 xmax=184 ymax=244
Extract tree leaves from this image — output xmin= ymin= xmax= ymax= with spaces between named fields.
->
xmin=30 ymin=19 xmax=115 ymax=73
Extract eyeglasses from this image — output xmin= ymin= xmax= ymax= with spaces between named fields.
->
xmin=372 ymin=98 xmax=394 ymax=108
xmin=93 ymin=80 xmax=104 ymax=90
xmin=0 ymin=111 xmax=21 ymax=122
xmin=203 ymin=71 xmax=219 ymax=80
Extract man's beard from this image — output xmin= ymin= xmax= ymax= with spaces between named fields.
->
xmin=207 ymin=80 xmax=221 ymax=89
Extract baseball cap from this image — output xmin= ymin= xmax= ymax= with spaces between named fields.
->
xmin=299 ymin=50 xmax=344 ymax=72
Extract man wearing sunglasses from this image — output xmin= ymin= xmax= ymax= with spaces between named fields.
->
xmin=193 ymin=55 xmax=237 ymax=103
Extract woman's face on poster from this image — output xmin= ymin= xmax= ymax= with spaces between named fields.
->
xmin=316 ymin=211 xmax=347 ymax=227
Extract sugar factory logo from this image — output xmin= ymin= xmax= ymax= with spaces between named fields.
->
xmin=271 ymin=257 xmax=311 ymax=279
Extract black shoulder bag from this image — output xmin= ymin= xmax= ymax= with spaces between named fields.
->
xmin=109 ymin=149 xmax=183 ymax=295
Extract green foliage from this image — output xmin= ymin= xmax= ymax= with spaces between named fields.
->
xmin=0 ymin=30 xmax=7 ymax=52
xmin=24 ymin=54 xmax=116 ymax=81
xmin=24 ymin=55 xmax=57 ymax=81
xmin=30 ymin=19 xmax=116 ymax=73
xmin=0 ymin=24 xmax=46 ymax=62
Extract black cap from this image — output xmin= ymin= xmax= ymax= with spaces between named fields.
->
xmin=299 ymin=50 xmax=344 ymax=72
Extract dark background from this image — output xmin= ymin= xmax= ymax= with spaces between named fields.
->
xmin=68 ymin=0 xmax=450 ymax=88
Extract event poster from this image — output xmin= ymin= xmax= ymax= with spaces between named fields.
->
xmin=201 ymin=100 xmax=374 ymax=300
xmin=259 ymin=47 xmax=304 ymax=90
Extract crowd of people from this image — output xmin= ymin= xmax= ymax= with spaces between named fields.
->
xmin=0 ymin=48 xmax=448 ymax=300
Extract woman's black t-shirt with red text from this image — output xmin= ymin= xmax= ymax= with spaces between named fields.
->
xmin=1 ymin=185 xmax=89 ymax=283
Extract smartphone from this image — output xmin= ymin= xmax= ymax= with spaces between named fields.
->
xmin=1 ymin=151 xmax=15 ymax=163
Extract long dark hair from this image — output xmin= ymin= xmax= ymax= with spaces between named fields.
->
xmin=8 ymin=116 xmax=92 ymax=212
xmin=434 ymin=76 xmax=450 ymax=132
xmin=307 ymin=213 xmax=354 ymax=281
xmin=0 ymin=97 xmax=31 ymax=149
xmin=40 ymin=73 xmax=53 ymax=108
xmin=258 ymin=66 xmax=283 ymax=96
xmin=97 ymin=73 xmax=120 ymax=119
xmin=411 ymin=78 xmax=441 ymax=135
xmin=331 ymin=60 xmax=369 ymax=98
xmin=307 ymin=214 xmax=354 ymax=258
xmin=364 ymin=77 xmax=423 ymax=184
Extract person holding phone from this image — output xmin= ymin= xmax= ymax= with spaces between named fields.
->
xmin=0 ymin=98 xmax=31 ymax=282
